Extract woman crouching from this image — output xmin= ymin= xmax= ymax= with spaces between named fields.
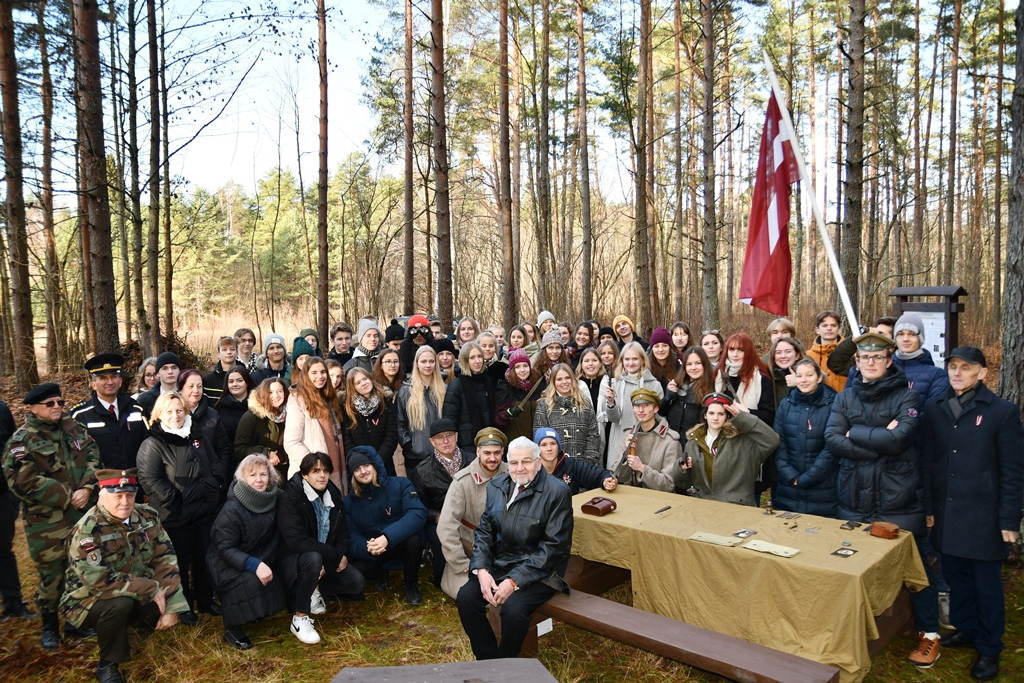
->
xmin=207 ymin=454 xmax=286 ymax=650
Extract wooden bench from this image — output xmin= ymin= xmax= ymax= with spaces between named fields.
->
xmin=527 ymin=589 xmax=840 ymax=683
xmin=331 ymin=658 xmax=558 ymax=683
xmin=515 ymin=556 xmax=840 ymax=683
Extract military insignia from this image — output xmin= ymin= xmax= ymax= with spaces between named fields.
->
xmin=86 ymin=551 xmax=101 ymax=566
xmin=976 ymin=415 xmax=984 ymax=426
xmin=907 ymin=408 xmax=918 ymax=417
xmin=192 ymin=440 xmax=201 ymax=449
xmin=10 ymin=446 xmax=25 ymax=458
xmin=562 ymin=474 xmax=573 ymax=485
xmin=78 ymin=537 xmax=97 ymax=551
xmin=472 ymin=472 xmax=483 ymax=484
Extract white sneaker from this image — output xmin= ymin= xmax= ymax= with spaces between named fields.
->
xmin=310 ymin=589 xmax=326 ymax=615
xmin=290 ymin=615 xmax=320 ymax=644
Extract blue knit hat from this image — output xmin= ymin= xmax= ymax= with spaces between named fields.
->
xmin=533 ymin=427 xmax=562 ymax=450
xmin=292 ymin=336 xmax=316 ymax=359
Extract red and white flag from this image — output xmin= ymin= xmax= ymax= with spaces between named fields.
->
xmin=739 ymin=93 xmax=799 ymax=316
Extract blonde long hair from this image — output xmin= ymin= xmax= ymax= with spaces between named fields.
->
xmin=543 ymin=363 xmax=589 ymax=411
xmin=614 ymin=342 xmax=649 ymax=380
xmin=406 ymin=345 xmax=447 ymax=431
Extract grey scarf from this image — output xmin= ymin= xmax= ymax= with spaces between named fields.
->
xmin=233 ymin=479 xmax=278 ymax=514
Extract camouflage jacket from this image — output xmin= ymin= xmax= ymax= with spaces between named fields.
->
xmin=61 ymin=502 xmax=188 ymax=627
xmin=2 ymin=414 xmax=100 ymax=516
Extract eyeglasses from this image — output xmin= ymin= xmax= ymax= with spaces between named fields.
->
xmin=41 ymin=399 xmax=66 ymax=408
xmin=857 ymin=354 xmax=888 ymax=364
xmin=382 ymin=359 xmax=401 ymax=365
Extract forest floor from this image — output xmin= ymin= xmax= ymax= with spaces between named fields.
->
xmin=1 ymin=356 xmax=1020 ymax=683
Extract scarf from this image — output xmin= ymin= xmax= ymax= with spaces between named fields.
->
xmin=433 ymin=447 xmax=464 ymax=479
xmin=947 ymin=385 xmax=979 ymax=420
xmin=233 ymin=478 xmax=278 ymax=514
xmin=270 ymin=406 xmax=286 ymax=424
xmin=896 ymin=348 xmax=927 ymax=361
xmin=718 ymin=364 xmax=761 ymax=412
xmin=353 ymin=394 xmax=380 ymax=417
xmin=161 ymin=415 xmax=193 ymax=439
xmin=505 ymin=366 xmax=534 ymax=391
xmin=302 ymin=479 xmax=334 ymax=543
xmin=355 ymin=344 xmax=379 ymax=361
xmin=316 ymin=412 xmax=347 ymax=496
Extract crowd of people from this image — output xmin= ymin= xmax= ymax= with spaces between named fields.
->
xmin=0 ymin=308 xmax=1021 ymax=683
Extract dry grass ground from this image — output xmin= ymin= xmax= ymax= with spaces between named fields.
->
xmin=2 ymin=519 xmax=1020 ymax=683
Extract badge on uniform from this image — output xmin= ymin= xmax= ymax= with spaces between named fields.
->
xmin=10 ymin=446 xmax=25 ymax=458
xmin=79 ymin=537 xmax=97 ymax=552
xmin=86 ymin=550 xmax=102 ymax=566
xmin=192 ymin=440 xmax=201 ymax=450
xmin=472 ymin=472 xmax=483 ymax=484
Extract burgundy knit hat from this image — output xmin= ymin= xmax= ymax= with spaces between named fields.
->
xmin=648 ymin=326 xmax=672 ymax=348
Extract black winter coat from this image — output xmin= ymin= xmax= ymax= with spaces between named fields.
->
xmin=921 ymin=384 xmax=1024 ymax=561
xmin=277 ymin=473 xmax=351 ymax=569
xmin=207 ymin=483 xmax=286 ymax=627
xmin=214 ymin=393 xmax=249 ymax=450
xmin=660 ymin=384 xmax=703 ymax=436
xmin=190 ymin=396 xmax=233 ymax=491
xmin=342 ymin=404 xmax=398 ymax=475
xmin=824 ymin=365 xmax=925 ymax=535
xmin=442 ymin=372 xmax=497 ymax=450
xmin=411 ymin=450 xmax=475 ymax=523
xmin=0 ymin=400 xmax=15 ymax=496
xmin=549 ymin=454 xmax=613 ymax=495
xmin=136 ymin=421 xmax=220 ymax=529
xmin=772 ymin=383 xmax=839 ymax=517
xmin=470 ymin=466 xmax=573 ymax=592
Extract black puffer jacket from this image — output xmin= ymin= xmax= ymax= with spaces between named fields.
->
xmin=277 ymin=473 xmax=351 ymax=569
xmin=470 ymin=466 xmax=573 ymax=592
xmin=342 ymin=403 xmax=398 ymax=475
xmin=660 ymin=383 xmax=703 ymax=437
xmin=207 ymin=481 xmax=286 ymax=627
xmin=190 ymin=396 xmax=233 ymax=491
xmin=411 ymin=450 xmax=475 ymax=523
xmin=772 ymin=383 xmax=838 ymax=517
xmin=136 ymin=420 xmax=220 ymax=529
xmin=824 ymin=365 xmax=925 ymax=535
xmin=442 ymin=372 xmax=496 ymax=450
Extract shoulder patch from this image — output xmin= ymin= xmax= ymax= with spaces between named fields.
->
xmin=9 ymin=446 xmax=26 ymax=458
xmin=85 ymin=550 xmax=102 ymax=566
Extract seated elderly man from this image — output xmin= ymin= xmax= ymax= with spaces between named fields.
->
xmin=61 ymin=468 xmax=188 ymax=683
xmin=455 ymin=436 xmax=573 ymax=660
xmin=436 ymin=427 xmax=509 ymax=599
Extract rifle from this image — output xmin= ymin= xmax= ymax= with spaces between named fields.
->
xmin=619 ymin=420 xmax=641 ymax=467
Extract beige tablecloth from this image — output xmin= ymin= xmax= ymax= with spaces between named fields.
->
xmin=571 ymin=487 xmax=928 ymax=683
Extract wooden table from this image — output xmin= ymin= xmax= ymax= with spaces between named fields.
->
xmin=571 ymin=487 xmax=928 ymax=683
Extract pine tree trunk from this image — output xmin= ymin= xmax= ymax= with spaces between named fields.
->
xmin=431 ymin=0 xmax=453 ymax=329
xmin=673 ymin=0 xmax=683 ymax=321
xmin=160 ymin=4 xmax=172 ymax=336
xmin=109 ymin=0 xmax=131 ymax=348
xmin=404 ymin=0 xmax=415 ymax=314
xmin=841 ymin=0 xmax=866 ymax=318
xmin=945 ymin=0 xmax=962 ymax=285
xmin=701 ymin=0 xmax=719 ymax=328
xmin=128 ymin=0 xmax=149 ymax=352
xmin=146 ymin=0 xmax=161 ymax=353
xmin=317 ymin=0 xmax=329 ymax=340
xmin=578 ymin=0 xmax=592 ymax=321
xmin=635 ymin=0 xmax=653 ymax=333
xmin=39 ymin=0 xmax=63 ymax=371
xmin=501 ymin=0 xmax=518 ymax=330
xmin=995 ymin=0 xmax=1005 ymax=326
xmin=0 ymin=2 xmax=40 ymax=388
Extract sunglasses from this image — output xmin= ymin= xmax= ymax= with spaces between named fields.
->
xmin=701 ymin=329 xmax=720 ymax=336
xmin=41 ymin=399 xmax=66 ymax=408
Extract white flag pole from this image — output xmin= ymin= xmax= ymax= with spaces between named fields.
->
xmin=761 ymin=49 xmax=859 ymax=333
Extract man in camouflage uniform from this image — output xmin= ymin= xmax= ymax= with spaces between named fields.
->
xmin=62 ymin=468 xmax=187 ymax=683
xmin=1 ymin=382 xmax=100 ymax=649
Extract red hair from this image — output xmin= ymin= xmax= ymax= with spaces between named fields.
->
xmin=716 ymin=333 xmax=769 ymax=391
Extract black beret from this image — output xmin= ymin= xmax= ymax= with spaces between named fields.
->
xmin=24 ymin=383 xmax=62 ymax=405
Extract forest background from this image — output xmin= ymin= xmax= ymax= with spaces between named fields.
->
xmin=1 ymin=0 xmax=1023 ymax=407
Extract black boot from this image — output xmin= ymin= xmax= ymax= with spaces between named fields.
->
xmin=65 ymin=623 xmax=97 ymax=640
xmin=41 ymin=612 xmax=60 ymax=650
xmin=95 ymin=660 xmax=127 ymax=683
xmin=1 ymin=600 xmax=38 ymax=620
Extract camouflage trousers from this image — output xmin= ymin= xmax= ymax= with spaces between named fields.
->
xmin=24 ymin=510 xmax=83 ymax=614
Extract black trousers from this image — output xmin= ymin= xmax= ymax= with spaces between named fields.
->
xmin=351 ymin=533 xmax=424 ymax=589
xmin=0 ymin=492 xmax=24 ymax=607
xmin=456 ymin=575 xmax=555 ymax=660
xmin=165 ymin=521 xmax=213 ymax=610
xmin=279 ymin=551 xmax=366 ymax=613
xmin=425 ymin=522 xmax=445 ymax=586
xmin=84 ymin=597 xmax=161 ymax=663
xmin=943 ymin=553 xmax=1006 ymax=656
